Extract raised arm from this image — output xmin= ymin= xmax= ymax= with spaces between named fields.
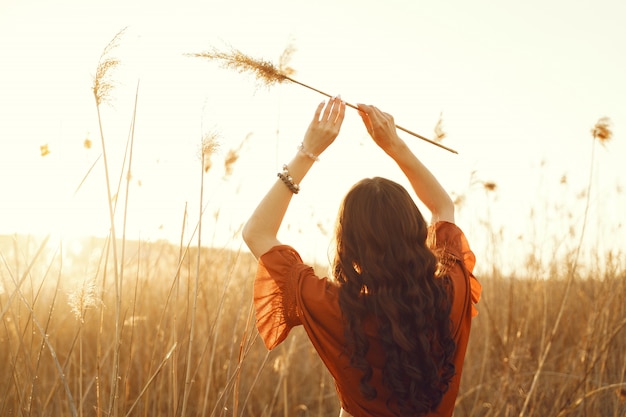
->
xmin=242 ymin=97 xmax=346 ymax=259
xmin=357 ymin=104 xmax=455 ymax=224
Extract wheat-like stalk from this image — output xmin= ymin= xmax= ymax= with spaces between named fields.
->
xmin=188 ymin=46 xmax=458 ymax=154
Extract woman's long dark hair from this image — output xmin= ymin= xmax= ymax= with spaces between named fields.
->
xmin=333 ymin=177 xmax=456 ymax=416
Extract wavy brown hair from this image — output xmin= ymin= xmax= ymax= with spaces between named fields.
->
xmin=333 ymin=177 xmax=455 ymax=416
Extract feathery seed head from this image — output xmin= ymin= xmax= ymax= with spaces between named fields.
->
xmin=68 ymin=279 xmax=100 ymax=323
xmin=483 ymin=181 xmax=497 ymax=192
xmin=224 ymin=149 xmax=239 ymax=176
xmin=591 ymin=117 xmax=613 ymax=145
xmin=40 ymin=144 xmax=50 ymax=157
xmin=93 ymin=27 xmax=126 ymax=106
xmin=201 ymin=132 xmax=221 ymax=173
xmin=188 ymin=46 xmax=291 ymax=87
xmin=224 ymin=133 xmax=251 ymax=177
xmin=434 ymin=112 xmax=447 ymax=142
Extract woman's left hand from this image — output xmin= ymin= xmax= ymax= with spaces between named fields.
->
xmin=301 ymin=96 xmax=346 ymax=157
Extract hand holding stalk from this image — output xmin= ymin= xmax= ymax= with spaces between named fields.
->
xmin=188 ymin=46 xmax=458 ymax=154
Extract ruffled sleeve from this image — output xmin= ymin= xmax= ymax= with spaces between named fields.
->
xmin=254 ymin=245 xmax=313 ymax=349
xmin=429 ymin=221 xmax=482 ymax=317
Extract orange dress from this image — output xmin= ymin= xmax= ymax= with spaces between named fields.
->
xmin=254 ymin=221 xmax=481 ymax=417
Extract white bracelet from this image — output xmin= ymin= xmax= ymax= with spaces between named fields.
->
xmin=298 ymin=143 xmax=320 ymax=162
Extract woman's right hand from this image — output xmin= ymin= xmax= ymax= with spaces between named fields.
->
xmin=301 ymin=96 xmax=346 ymax=158
xmin=356 ymin=104 xmax=405 ymax=156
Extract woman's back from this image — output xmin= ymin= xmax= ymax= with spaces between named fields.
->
xmin=254 ymin=221 xmax=481 ymax=417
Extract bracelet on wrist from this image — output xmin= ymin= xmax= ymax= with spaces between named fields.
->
xmin=277 ymin=164 xmax=300 ymax=194
xmin=297 ymin=143 xmax=320 ymax=162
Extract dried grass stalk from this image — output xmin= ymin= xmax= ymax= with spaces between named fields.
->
xmin=188 ymin=46 xmax=458 ymax=154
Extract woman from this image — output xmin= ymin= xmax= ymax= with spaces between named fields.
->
xmin=242 ymin=97 xmax=481 ymax=417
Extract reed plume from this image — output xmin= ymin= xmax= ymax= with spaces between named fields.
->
xmin=200 ymin=131 xmax=220 ymax=173
xmin=188 ymin=46 xmax=289 ymax=88
xmin=224 ymin=133 xmax=251 ymax=177
xmin=93 ymin=27 xmax=126 ymax=106
xmin=40 ymin=144 xmax=50 ymax=157
xmin=482 ymin=181 xmax=497 ymax=192
xmin=224 ymin=149 xmax=239 ymax=177
xmin=188 ymin=45 xmax=458 ymax=154
xmin=433 ymin=112 xmax=446 ymax=142
xmin=68 ymin=279 xmax=99 ymax=324
xmin=592 ymin=116 xmax=613 ymax=145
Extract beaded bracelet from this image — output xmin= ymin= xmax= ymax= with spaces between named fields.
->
xmin=298 ymin=143 xmax=320 ymax=162
xmin=277 ymin=164 xmax=300 ymax=194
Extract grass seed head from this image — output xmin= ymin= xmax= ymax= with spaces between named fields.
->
xmin=483 ymin=181 xmax=497 ymax=192
xmin=93 ymin=27 xmax=126 ymax=106
xmin=223 ymin=133 xmax=251 ymax=177
xmin=224 ymin=149 xmax=239 ymax=176
xmin=201 ymin=132 xmax=221 ymax=173
xmin=40 ymin=144 xmax=50 ymax=157
xmin=68 ymin=279 xmax=100 ymax=323
xmin=591 ymin=117 xmax=613 ymax=145
xmin=434 ymin=112 xmax=447 ymax=142
xmin=188 ymin=46 xmax=290 ymax=87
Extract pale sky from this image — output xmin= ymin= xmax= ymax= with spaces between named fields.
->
xmin=1 ymin=0 xmax=625 ymax=274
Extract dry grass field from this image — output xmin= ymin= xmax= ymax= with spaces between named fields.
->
xmin=1 ymin=231 xmax=625 ymax=417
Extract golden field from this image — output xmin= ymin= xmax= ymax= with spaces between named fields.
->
xmin=1 ymin=231 xmax=624 ymax=417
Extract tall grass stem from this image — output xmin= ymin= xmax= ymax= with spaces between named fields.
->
xmin=518 ymin=134 xmax=598 ymax=417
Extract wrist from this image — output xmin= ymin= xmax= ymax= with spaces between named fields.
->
xmin=285 ymin=150 xmax=316 ymax=182
xmin=385 ymin=138 xmax=409 ymax=159
xmin=297 ymin=142 xmax=321 ymax=162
